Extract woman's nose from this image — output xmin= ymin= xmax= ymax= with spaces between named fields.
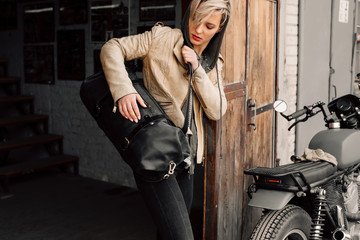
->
xmin=195 ymin=24 xmax=203 ymax=34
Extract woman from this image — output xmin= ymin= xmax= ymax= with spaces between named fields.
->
xmin=100 ymin=0 xmax=230 ymax=239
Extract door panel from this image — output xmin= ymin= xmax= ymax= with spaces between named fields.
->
xmin=246 ymin=0 xmax=276 ymax=167
xmin=203 ymin=0 xmax=278 ymax=239
xmin=204 ymin=90 xmax=247 ymax=240
xmin=243 ymin=0 xmax=277 ymax=238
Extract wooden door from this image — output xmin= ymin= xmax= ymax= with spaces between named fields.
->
xmin=203 ymin=0 xmax=278 ymax=239
xmin=242 ymin=0 xmax=278 ymax=238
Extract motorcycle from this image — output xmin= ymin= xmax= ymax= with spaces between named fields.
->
xmin=245 ymin=94 xmax=360 ymax=240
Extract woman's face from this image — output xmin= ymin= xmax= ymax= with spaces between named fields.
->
xmin=188 ymin=11 xmax=222 ymax=54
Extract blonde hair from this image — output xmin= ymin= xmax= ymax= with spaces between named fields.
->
xmin=190 ymin=0 xmax=231 ymax=29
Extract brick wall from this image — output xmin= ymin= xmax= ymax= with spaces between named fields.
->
xmin=277 ymin=0 xmax=299 ymax=165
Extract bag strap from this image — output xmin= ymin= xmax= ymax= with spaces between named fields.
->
xmin=216 ymin=63 xmax=223 ymax=160
xmin=181 ymin=64 xmax=194 ymax=134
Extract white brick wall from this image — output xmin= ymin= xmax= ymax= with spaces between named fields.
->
xmin=23 ymin=78 xmax=137 ymax=188
xmin=277 ymin=0 xmax=299 ymax=165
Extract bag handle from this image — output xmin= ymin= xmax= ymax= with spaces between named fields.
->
xmin=181 ymin=63 xmax=194 ymax=134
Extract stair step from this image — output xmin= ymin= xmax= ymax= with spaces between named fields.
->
xmin=0 ymin=134 xmax=63 ymax=151
xmin=0 ymin=77 xmax=20 ymax=84
xmin=0 ymin=114 xmax=48 ymax=127
xmin=0 ymin=95 xmax=34 ymax=105
xmin=0 ymin=154 xmax=79 ymax=177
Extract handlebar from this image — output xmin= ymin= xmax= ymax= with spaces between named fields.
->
xmin=286 ymin=108 xmax=308 ymax=120
xmin=280 ymin=101 xmax=329 ymax=130
xmin=278 ymin=95 xmax=360 ymax=131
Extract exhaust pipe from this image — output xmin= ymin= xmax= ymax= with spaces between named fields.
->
xmin=332 ymin=228 xmax=352 ymax=240
xmin=332 ymin=206 xmax=352 ymax=240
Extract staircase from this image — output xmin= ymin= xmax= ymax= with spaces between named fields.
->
xmin=0 ymin=59 xmax=79 ymax=196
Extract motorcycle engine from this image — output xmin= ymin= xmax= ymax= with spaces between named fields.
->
xmin=342 ymin=174 xmax=360 ymax=238
xmin=344 ymin=176 xmax=359 ymax=213
xmin=323 ymin=173 xmax=360 ymax=238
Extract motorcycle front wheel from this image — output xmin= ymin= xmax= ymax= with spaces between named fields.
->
xmin=249 ymin=204 xmax=312 ymax=240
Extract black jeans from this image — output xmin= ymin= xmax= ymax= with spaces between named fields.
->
xmin=134 ymin=169 xmax=194 ymax=240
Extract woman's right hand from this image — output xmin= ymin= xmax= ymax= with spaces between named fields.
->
xmin=117 ymin=93 xmax=147 ymax=123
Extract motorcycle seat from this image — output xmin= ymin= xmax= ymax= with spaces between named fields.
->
xmin=245 ymin=160 xmax=337 ymax=192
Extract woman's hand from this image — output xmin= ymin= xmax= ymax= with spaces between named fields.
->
xmin=117 ymin=93 xmax=147 ymax=123
xmin=182 ymin=45 xmax=199 ymax=70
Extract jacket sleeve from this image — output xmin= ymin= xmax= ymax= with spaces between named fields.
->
xmin=191 ymin=59 xmax=227 ymax=120
xmin=100 ymin=25 xmax=161 ymax=103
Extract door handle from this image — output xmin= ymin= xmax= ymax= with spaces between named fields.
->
xmin=247 ymin=98 xmax=257 ymax=131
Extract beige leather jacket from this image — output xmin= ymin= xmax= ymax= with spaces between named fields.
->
xmin=100 ymin=23 xmax=227 ymax=164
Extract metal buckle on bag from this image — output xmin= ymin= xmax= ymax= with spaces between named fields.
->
xmin=163 ymin=161 xmax=177 ymax=180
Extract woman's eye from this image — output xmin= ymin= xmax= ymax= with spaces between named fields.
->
xmin=206 ymin=26 xmax=214 ymax=30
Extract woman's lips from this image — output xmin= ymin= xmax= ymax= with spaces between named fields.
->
xmin=192 ymin=34 xmax=202 ymax=41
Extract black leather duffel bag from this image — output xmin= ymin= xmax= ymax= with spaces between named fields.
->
xmin=79 ymin=69 xmax=191 ymax=182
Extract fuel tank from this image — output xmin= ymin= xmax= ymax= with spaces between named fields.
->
xmin=309 ymin=129 xmax=360 ymax=170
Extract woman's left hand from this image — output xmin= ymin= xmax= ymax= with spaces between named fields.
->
xmin=182 ymin=46 xmax=199 ymax=71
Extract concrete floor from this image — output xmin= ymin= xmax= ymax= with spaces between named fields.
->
xmin=0 ymin=171 xmax=157 ymax=240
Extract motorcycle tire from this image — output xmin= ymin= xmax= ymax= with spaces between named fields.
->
xmin=249 ymin=204 xmax=311 ymax=240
